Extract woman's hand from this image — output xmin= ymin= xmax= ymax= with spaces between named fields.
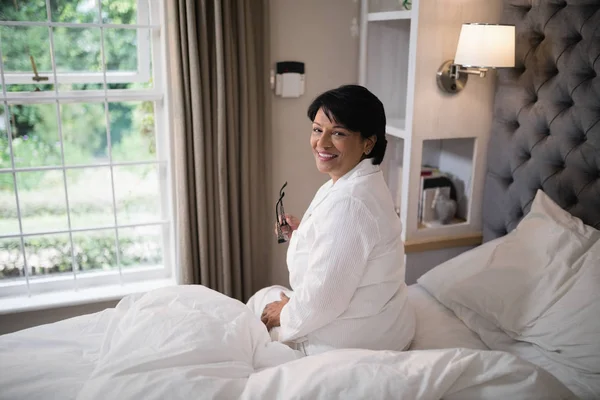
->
xmin=274 ymin=214 xmax=301 ymax=239
xmin=261 ymin=292 xmax=290 ymax=331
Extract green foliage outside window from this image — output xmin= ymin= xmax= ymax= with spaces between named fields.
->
xmin=0 ymin=230 xmax=162 ymax=278
xmin=0 ymin=0 xmax=162 ymax=279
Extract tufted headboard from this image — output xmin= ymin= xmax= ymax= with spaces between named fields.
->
xmin=483 ymin=0 xmax=600 ymax=242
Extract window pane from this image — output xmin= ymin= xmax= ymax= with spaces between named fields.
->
xmin=72 ymin=229 xmax=117 ymax=273
xmin=107 ymin=28 xmax=152 ymax=90
xmin=114 ymin=164 xmax=160 ymax=224
xmin=118 ymin=225 xmax=163 ymax=268
xmin=17 ymin=170 xmax=69 ymax=234
xmin=0 ymin=105 xmax=14 ymax=234
xmin=0 ymin=0 xmax=47 ymax=21
xmin=67 ymin=167 xmax=114 ymax=229
xmin=0 ymin=237 xmax=25 ymax=280
xmin=9 ymin=104 xmax=61 ymax=168
xmin=110 ymin=101 xmax=155 ymax=162
xmin=57 ymin=83 xmax=103 ymax=92
xmin=0 ymin=103 xmax=9 ymax=168
xmin=60 ymin=102 xmax=108 ymax=164
xmin=5 ymin=83 xmax=55 ymax=93
xmin=24 ymin=232 xmax=73 ymax=278
xmin=0 ymin=26 xmax=52 ymax=75
xmin=0 ymin=173 xmax=20 ymax=236
xmin=53 ymin=27 xmax=102 ymax=74
xmin=101 ymin=0 xmax=140 ymax=25
xmin=50 ymin=0 xmax=100 ymax=23
xmin=105 ymin=28 xmax=136 ymax=72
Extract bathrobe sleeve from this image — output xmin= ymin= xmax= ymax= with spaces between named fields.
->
xmin=278 ymin=196 xmax=380 ymax=342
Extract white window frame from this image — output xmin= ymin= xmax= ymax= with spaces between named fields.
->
xmin=0 ymin=0 xmax=176 ymax=307
xmin=1 ymin=1 xmax=153 ymax=85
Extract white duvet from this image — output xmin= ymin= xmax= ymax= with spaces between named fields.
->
xmin=0 ymin=285 xmax=576 ymax=400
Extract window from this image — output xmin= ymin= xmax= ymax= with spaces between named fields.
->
xmin=0 ymin=0 xmax=174 ymax=303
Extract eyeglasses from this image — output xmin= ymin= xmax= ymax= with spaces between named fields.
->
xmin=276 ymin=181 xmax=288 ymax=244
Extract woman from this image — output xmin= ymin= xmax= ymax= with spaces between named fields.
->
xmin=247 ymin=85 xmax=415 ymax=356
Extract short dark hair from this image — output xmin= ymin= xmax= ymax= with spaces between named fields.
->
xmin=307 ymin=85 xmax=387 ymax=165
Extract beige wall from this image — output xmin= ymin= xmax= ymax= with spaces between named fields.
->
xmin=267 ymin=0 xmax=361 ymax=286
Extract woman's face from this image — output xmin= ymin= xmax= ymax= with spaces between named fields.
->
xmin=310 ymin=108 xmax=375 ymax=182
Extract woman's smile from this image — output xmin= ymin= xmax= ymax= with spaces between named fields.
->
xmin=316 ymin=152 xmax=338 ymax=161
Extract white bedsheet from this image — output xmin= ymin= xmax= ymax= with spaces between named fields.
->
xmin=407 ymin=284 xmax=488 ymax=351
xmin=0 ymin=285 xmax=576 ymax=400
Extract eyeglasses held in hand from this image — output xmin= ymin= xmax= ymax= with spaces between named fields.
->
xmin=276 ymin=181 xmax=288 ymax=244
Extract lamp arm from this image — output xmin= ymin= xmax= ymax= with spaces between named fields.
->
xmin=437 ymin=59 xmax=492 ymax=94
xmin=451 ymin=64 xmax=489 ymax=78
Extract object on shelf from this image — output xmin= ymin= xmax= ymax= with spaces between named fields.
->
xmin=433 ymin=188 xmax=457 ymax=224
xmin=420 ymin=165 xmax=439 ymax=177
xmin=418 ymin=171 xmax=458 ymax=225
xmin=421 ymin=187 xmax=443 ymax=225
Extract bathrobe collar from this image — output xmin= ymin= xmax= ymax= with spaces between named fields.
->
xmin=307 ymin=159 xmax=381 ymax=214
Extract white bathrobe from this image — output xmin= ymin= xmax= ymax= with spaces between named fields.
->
xmin=248 ymin=159 xmax=415 ymax=355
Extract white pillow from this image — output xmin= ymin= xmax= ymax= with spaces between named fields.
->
xmin=418 ymin=189 xmax=600 ymax=373
xmin=522 ymin=242 xmax=600 ymax=373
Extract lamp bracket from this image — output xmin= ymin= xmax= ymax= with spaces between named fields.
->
xmin=456 ymin=66 xmax=488 ymax=78
xmin=436 ymin=60 xmax=489 ymax=94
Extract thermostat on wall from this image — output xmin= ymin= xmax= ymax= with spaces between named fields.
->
xmin=273 ymin=61 xmax=305 ymax=98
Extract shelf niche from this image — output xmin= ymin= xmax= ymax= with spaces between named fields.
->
xmin=418 ymin=138 xmax=475 ymax=230
xmin=366 ymin=18 xmax=411 ymax=138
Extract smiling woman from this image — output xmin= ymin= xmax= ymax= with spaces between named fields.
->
xmin=310 ymin=111 xmax=374 ymax=182
xmin=309 ymin=85 xmax=386 ymax=182
xmin=247 ymin=85 xmax=415 ymax=356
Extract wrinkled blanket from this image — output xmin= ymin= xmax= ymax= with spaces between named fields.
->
xmin=0 ymin=285 xmax=576 ymax=399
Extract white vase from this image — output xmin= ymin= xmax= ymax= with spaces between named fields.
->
xmin=433 ymin=190 xmax=457 ymax=224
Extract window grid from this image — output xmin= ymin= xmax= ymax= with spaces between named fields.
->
xmin=45 ymin=0 xmax=80 ymax=286
xmin=146 ymin=1 xmax=175 ymax=285
xmin=0 ymin=220 xmax=170 ymax=240
xmin=0 ymin=23 xmax=157 ymax=85
xmin=0 ymin=0 xmax=172 ymax=297
xmin=3 ymin=90 xmax=162 ymax=104
xmin=0 ymin=32 xmax=31 ymax=294
xmin=0 ymin=159 xmax=165 ymax=175
xmin=0 ymin=20 xmax=160 ymax=30
xmin=96 ymin=0 xmax=124 ymax=282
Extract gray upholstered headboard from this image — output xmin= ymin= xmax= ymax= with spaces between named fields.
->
xmin=483 ymin=0 xmax=600 ymax=242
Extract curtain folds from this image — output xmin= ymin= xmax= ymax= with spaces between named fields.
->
xmin=166 ymin=0 xmax=269 ymax=301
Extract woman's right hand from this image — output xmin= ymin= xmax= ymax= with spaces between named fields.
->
xmin=274 ymin=214 xmax=300 ymax=239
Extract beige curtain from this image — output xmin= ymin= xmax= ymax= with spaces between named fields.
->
xmin=166 ymin=0 xmax=270 ymax=301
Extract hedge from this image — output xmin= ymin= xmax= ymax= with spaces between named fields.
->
xmin=0 ymin=231 xmax=162 ymax=279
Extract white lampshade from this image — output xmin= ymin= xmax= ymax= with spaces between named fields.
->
xmin=454 ymin=24 xmax=515 ymax=68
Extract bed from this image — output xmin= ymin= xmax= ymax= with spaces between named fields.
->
xmin=0 ymin=283 xmax=578 ymax=400
xmin=1 ymin=0 xmax=599 ymax=399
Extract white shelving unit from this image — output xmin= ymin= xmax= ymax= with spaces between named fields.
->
xmin=359 ymin=0 xmax=492 ymax=249
xmin=367 ymin=11 xmax=411 ymax=21
xmin=386 ymin=118 xmax=406 ymax=139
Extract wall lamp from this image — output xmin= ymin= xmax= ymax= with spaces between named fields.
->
xmin=437 ymin=23 xmax=515 ymax=94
